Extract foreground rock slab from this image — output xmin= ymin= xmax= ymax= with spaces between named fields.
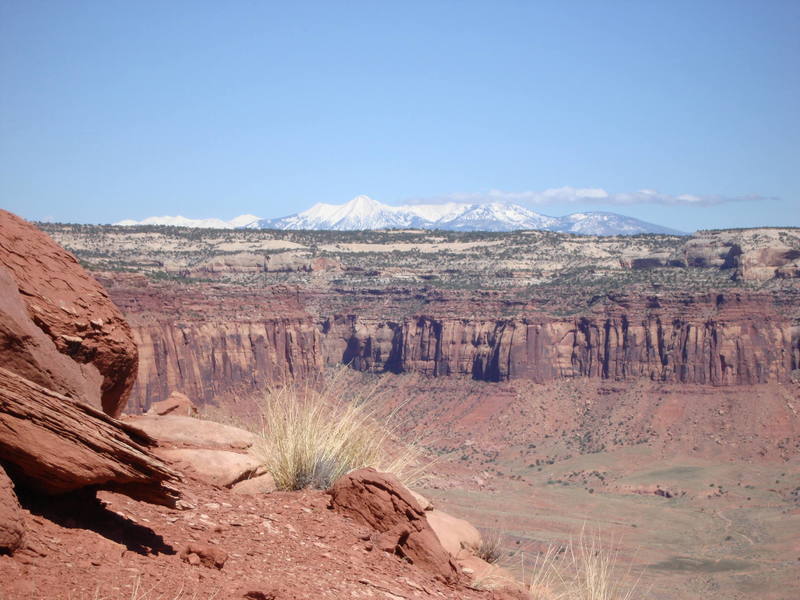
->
xmin=0 ymin=367 xmax=182 ymax=506
xmin=155 ymin=447 xmax=263 ymax=488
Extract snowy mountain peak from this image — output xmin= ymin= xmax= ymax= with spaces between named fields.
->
xmin=256 ymin=196 xmax=683 ymax=235
xmin=346 ymin=195 xmax=381 ymax=209
xmin=117 ymin=196 xmax=684 ymax=235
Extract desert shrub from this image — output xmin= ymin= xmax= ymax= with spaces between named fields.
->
xmin=520 ymin=527 xmax=642 ymax=600
xmin=477 ymin=527 xmax=505 ymax=564
xmin=253 ymin=370 xmax=424 ymax=490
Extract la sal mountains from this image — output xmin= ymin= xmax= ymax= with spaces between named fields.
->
xmin=116 ymin=194 xmax=684 ymax=235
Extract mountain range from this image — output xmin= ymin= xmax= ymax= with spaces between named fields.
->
xmin=116 ymin=195 xmax=685 ymax=235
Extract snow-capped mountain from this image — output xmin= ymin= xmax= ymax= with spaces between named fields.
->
xmin=115 ymin=214 xmax=261 ymax=229
xmin=116 ymin=196 xmax=683 ymax=235
xmin=256 ymin=195 xmax=683 ymax=235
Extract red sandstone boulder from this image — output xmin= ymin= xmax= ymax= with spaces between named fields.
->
xmin=0 ymin=210 xmax=138 ymax=417
xmin=0 ymin=367 xmax=182 ymax=505
xmin=0 ymin=464 xmax=25 ymax=554
xmin=0 ymin=210 xmax=181 ymax=506
xmin=145 ymin=391 xmax=197 ymax=416
xmin=231 ymin=472 xmax=277 ymax=495
xmin=328 ymin=468 xmax=460 ymax=583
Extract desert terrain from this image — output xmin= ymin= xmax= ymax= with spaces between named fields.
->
xmin=22 ymin=222 xmax=799 ymax=598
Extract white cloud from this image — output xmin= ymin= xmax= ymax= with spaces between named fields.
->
xmin=408 ymin=188 xmax=771 ymax=207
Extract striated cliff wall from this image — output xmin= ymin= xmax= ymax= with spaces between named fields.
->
xmin=114 ymin=283 xmax=800 ymax=410
xmin=324 ymin=311 xmax=799 ymax=385
xmin=129 ymin=318 xmax=322 ymax=412
xmin=108 ymin=280 xmax=323 ymax=412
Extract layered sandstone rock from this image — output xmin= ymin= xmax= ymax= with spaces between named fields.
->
xmin=0 ymin=464 xmax=25 ymax=555
xmin=0 ymin=210 xmax=137 ymax=416
xmin=0 ymin=211 xmax=181 ymax=506
xmin=125 ymin=414 xmax=256 ymax=450
xmin=125 ymin=413 xmax=265 ymax=488
xmin=0 ymin=367 xmax=181 ymax=505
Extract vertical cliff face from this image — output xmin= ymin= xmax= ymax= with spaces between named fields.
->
xmin=118 ymin=285 xmax=800 ymax=410
xmin=108 ymin=282 xmax=323 ymax=412
xmin=129 ymin=318 xmax=322 ymax=412
xmin=321 ymin=294 xmax=800 ymax=386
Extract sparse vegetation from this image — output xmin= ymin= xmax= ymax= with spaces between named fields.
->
xmin=253 ymin=369 xmax=426 ymax=490
xmin=521 ymin=528 xmax=642 ymax=600
xmin=476 ymin=527 xmax=504 ymax=564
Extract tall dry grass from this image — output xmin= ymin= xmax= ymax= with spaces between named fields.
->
xmin=521 ymin=527 xmax=643 ymax=600
xmin=253 ymin=369 xmax=427 ymax=490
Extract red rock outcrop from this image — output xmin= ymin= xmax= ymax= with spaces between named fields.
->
xmin=0 ymin=210 xmax=137 ymax=417
xmin=124 ymin=413 xmax=264 ymax=488
xmin=328 ymin=468 xmax=461 ymax=583
xmin=0 ymin=367 xmax=181 ymax=505
xmin=180 ymin=543 xmax=228 ymax=569
xmin=0 ymin=464 xmax=25 ymax=554
xmin=0 ymin=211 xmax=181 ymax=506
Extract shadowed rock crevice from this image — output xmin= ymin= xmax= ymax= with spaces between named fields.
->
xmin=13 ymin=485 xmax=175 ymax=556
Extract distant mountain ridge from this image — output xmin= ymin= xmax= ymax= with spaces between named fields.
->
xmin=116 ymin=195 xmax=685 ymax=235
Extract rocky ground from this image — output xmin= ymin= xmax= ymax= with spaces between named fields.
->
xmin=1 ymin=470 xmax=522 ymax=600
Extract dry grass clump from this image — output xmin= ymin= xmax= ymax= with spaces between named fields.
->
xmin=519 ymin=527 xmax=642 ymax=600
xmin=254 ymin=369 xmax=425 ymax=490
xmin=476 ymin=527 xmax=505 ymax=564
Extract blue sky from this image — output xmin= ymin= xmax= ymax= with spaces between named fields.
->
xmin=1 ymin=0 xmax=798 ymax=230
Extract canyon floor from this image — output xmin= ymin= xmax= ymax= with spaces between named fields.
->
xmin=326 ymin=374 xmax=800 ymax=600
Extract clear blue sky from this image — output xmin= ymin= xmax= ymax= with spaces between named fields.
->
xmin=1 ymin=0 xmax=798 ymax=230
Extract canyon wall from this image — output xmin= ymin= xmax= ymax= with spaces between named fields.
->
xmin=130 ymin=318 xmax=322 ymax=412
xmin=115 ymin=283 xmax=800 ymax=411
xmin=323 ymin=311 xmax=799 ymax=385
